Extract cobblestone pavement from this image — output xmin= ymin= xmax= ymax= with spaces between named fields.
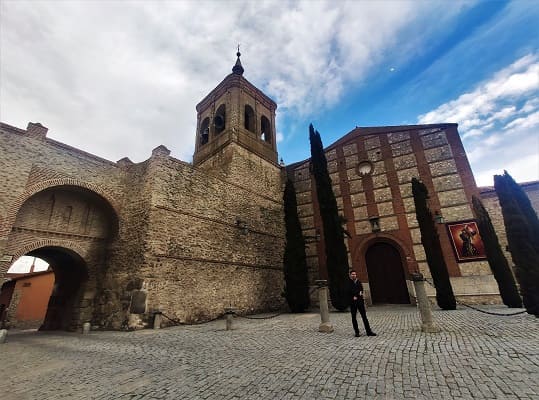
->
xmin=1 ymin=305 xmax=538 ymax=400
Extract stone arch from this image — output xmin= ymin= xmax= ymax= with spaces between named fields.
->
xmin=1 ymin=178 xmax=120 ymax=237
xmin=199 ymin=117 xmax=210 ymax=145
xmin=260 ymin=115 xmax=271 ymax=143
xmin=352 ymin=233 xmax=417 ymax=304
xmin=353 ymin=233 xmax=412 ymax=269
xmin=214 ymin=104 xmax=226 ymax=135
xmin=10 ymin=238 xmax=88 ymax=264
xmin=3 ymin=240 xmax=91 ymax=331
xmin=244 ymin=104 xmax=255 ymax=133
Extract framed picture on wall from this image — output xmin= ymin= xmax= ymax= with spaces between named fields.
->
xmin=446 ymin=220 xmax=487 ymax=262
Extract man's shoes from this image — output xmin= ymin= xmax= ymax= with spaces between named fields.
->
xmin=367 ymin=332 xmax=377 ymax=336
xmin=354 ymin=333 xmax=360 ymax=337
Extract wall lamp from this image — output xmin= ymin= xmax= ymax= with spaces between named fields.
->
xmin=369 ymin=217 xmax=381 ymax=233
xmin=434 ymin=211 xmax=445 ymax=224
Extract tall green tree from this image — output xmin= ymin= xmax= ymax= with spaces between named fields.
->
xmin=494 ymin=171 xmax=539 ymax=316
xmin=309 ymin=124 xmax=349 ymax=311
xmin=283 ymin=178 xmax=310 ymax=312
xmin=411 ymin=178 xmax=456 ymax=310
xmin=471 ymin=195 xmax=522 ymax=308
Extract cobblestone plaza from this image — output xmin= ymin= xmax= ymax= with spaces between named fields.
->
xmin=1 ymin=305 xmax=538 ymax=400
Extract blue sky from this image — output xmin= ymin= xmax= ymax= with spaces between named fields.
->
xmin=1 ymin=0 xmax=538 ymax=186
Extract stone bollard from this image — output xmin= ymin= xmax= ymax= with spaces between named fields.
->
xmin=411 ymin=273 xmax=440 ymax=333
xmin=224 ymin=307 xmax=235 ymax=331
xmin=82 ymin=322 xmax=91 ymax=334
xmin=315 ymin=280 xmax=334 ymax=333
xmin=0 ymin=329 xmax=7 ymax=343
xmin=153 ymin=312 xmax=162 ymax=330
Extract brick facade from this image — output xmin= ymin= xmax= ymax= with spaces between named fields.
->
xmin=288 ymin=125 xmax=539 ymax=305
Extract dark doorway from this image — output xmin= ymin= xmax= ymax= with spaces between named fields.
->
xmin=27 ymin=247 xmax=88 ymax=331
xmin=366 ymin=242 xmax=410 ymax=304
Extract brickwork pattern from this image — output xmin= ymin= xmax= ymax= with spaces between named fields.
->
xmin=288 ymin=125 xmax=515 ymax=304
xmin=0 ymin=120 xmax=285 ymax=329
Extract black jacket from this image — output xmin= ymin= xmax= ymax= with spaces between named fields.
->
xmin=349 ymin=279 xmax=363 ymax=303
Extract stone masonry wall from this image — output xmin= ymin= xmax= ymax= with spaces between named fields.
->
xmin=0 ymin=122 xmax=285 ymax=329
xmin=139 ymin=144 xmax=285 ymax=323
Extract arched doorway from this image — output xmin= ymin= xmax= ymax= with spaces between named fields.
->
xmin=366 ymin=242 xmax=410 ymax=304
xmin=32 ymin=247 xmax=88 ymax=330
xmin=2 ymin=248 xmax=88 ymax=330
xmin=2 ymin=184 xmax=118 ymax=330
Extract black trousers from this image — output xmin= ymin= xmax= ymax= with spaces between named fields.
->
xmin=350 ymin=299 xmax=373 ymax=335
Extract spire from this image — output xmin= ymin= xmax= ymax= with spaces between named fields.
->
xmin=232 ymin=45 xmax=244 ymax=75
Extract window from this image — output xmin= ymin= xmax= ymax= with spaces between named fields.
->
xmin=244 ymin=105 xmax=255 ymax=132
xmin=214 ymin=104 xmax=226 ymax=135
xmin=261 ymin=116 xmax=271 ymax=143
xmin=199 ymin=117 xmax=210 ymax=145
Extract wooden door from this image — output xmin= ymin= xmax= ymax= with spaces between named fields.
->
xmin=366 ymin=242 xmax=410 ymax=304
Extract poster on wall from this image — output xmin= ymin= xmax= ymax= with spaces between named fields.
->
xmin=446 ymin=220 xmax=487 ymax=262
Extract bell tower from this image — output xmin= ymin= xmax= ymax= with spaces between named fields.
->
xmin=193 ymin=50 xmax=279 ymax=168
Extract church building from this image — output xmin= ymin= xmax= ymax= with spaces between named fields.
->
xmin=0 ymin=54 xmax=536 ymax=330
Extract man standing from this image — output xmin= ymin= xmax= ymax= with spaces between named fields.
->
xmin=349 ymin=270 xmax=376 ymax=337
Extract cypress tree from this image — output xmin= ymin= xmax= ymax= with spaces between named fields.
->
xmin=471 ymin=195 xmax=522 ymax=308
xmin=494 ymin=172 xmax=539 ymax=316
xmin=411 ymin=178 xmax=456 ymax=310
xmin=283 ymin=178 xmax=310 ymax=312
xmin=309 ymin=124 xmax=349 ymax=311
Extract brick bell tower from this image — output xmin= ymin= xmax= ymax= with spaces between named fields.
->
xmin=193 ymin=50 xmax=279 ymax=170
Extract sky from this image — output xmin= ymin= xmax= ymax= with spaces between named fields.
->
xmin=0 ymin=0 xmax=538 ymax=187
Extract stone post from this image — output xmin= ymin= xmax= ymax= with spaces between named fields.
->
xmin=82 ymin=322 xmax=91 ymax=334
xmin=411 ymin=273 xmax=440 ymax=333
xmin=315 ymin=280 xmax=334 ymax=333
xmin=153 ymin=312 xmax=162 ymax=330
xmin=224 ymin=307 xmax=235 ymax=331
xmin=0 ymin=329 xmax=7 ymax=344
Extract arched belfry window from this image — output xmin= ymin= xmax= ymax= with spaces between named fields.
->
xmin=261 ymin=116 xmax=271 ymax=143
xmin=244 ymin=105 xmax=255 ymax=133
xmin=214 ymin=104 xmax=226 ymax=135
xmin=199 ymin=117 xmax=210 ymax=145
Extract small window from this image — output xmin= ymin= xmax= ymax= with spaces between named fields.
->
xmin=214 ymin=104 xmax=226 ymax=135
xmin=261 ymin=116 xmax=271 ymax=143
xmin=199 ymin=117 xmax=210 ymax=145
xmin=244 ymin=105 xmax=255 ymax=132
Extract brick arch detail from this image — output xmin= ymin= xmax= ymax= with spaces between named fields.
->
xmin=1 ymin=178 xmax=120 ymax=236
xmin=352 ymin=234 xmax=416 ymax=279
xmin=9 ymin=238 xmax=88 ymax=264
xmin=0 ymin=238 xmax=89 ymax=278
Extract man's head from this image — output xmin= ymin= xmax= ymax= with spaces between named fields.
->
xmin=349 ymin=270 xmax=357 ymax=280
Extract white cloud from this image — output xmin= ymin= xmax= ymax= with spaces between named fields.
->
xmin=418 ymin=53 xmax=539 ymax=185
xmin=504 ymin=110 xmax=539 ymax=130
xmin=0 ymin=0 xmax=469 ymax=163
xmin=418 ymin=54 xmax=539 ymax=128
xmin=7 ymin=256 xmax=49 ymax=274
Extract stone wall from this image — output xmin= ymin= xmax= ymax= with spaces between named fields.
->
xmin=0 ymin=122 xmax=285 ymax=329
xmin=479 ymin=181 xmax=539 ymax=270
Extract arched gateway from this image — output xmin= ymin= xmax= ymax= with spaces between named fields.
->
xmin=2 ymin=184 xmax=118 ymax=330
xmin=365 ymin=242 xmax=410 ymax=304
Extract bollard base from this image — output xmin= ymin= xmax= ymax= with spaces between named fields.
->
xmin=82 ymin=322 xmax=91 ymax=334
xmin=319 ymin=322 xmax=334 ymax=333
xmin=153 ymin=312 xmax=162 ymax=330
xmin=0 ymin=329 xmax=7 ymax=343
xmin=421 ymin=323 xmax=440 ymax=333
